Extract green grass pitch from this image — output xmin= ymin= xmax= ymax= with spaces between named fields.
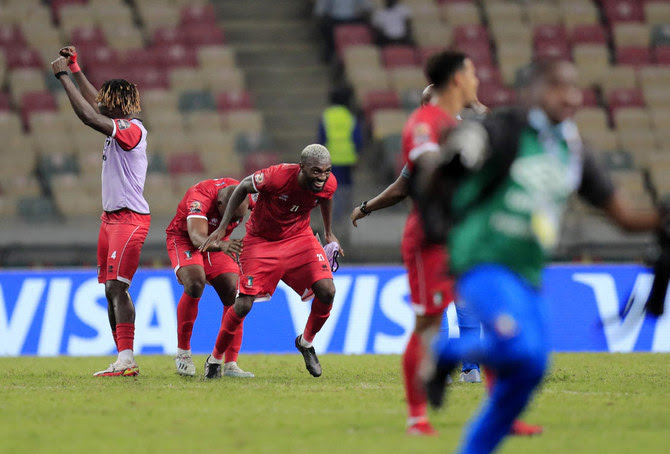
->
xmin=1 ymin=353 xmax=668 ymax=454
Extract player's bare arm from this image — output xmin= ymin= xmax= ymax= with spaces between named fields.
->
xmin=52 ymin=57 xmax=114 ymax=136
xmin=59 ymin=46 xmax=100 ymax=112
xmin=604 ymin=192 xmax=661 ymax=232
xmin=321 ymin=198 xmax=343 ymax=256
xmin=200 ymin=176 xmax=256 ymax=252
xmin=186 ymin=217 xmax=242 ymax=258
xmin=351 ymin=174 xmax=409 ymax=227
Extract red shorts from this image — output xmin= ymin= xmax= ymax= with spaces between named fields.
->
xmin=238 ymin=232 xmax=333 ymax=301
xmin=97 ymin=209 xmax=150 ymax=284
xmin=166 ymin=234 xmax=239 ymax=282
xmin=401 ymin=213 xmax=453 ymax=316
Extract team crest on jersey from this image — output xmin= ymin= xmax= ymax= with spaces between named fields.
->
xmin=254 ymin=173 xmax=264 ymax=185
xmin=189 ymin=201 xmax=202 ymax=214
xmin=184 ymin=250 xmax=192 ymax=259
xmin=246 ymin=276 xmax=254 ymax=288
xmin=412 ymin=122 xmax=431 ymax=146
xmin=117 ymin=119 xmax=131 ymax=130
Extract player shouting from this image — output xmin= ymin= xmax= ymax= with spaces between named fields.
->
xmin=200 ymin=144 xmax=341 ymax=378
xmin=52 ymin=47 xmax=149 ymax=377
xmin=166 ymin=178 xmax=255 ymax=378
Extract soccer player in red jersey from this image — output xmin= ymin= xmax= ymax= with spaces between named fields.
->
xmin=352 ymin=51 xmax=475 ymax=435
xmin=52 ymin=47 xmax=150 ymax=377
xmin=166 ymin=178 xmax=256 ymax=378
xmin=200 ymin=144 xmax=341 ymax=378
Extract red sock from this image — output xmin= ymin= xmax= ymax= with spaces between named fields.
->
xmin=484 ymin=366 xmax=495 ymax=394
xmin=403 ymin=332 xmax=427 ymax=419
xmin=213 ymin=308 xmax=245 ymax=361
xmin=223 ymin=306 xmax=244 ymax=363
xmin=302 ymin=298 xmax=331 ymax=343
xmin=116 ymin=323 xmax=134 ymax=352
xmin=177 ymin=293 xmax=200 ymax=350
xmin=112 ymin=330 xmax=119 ymax=352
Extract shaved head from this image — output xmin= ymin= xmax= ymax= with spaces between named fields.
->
xmin=300 ymin=144 xmax=331 ymax=165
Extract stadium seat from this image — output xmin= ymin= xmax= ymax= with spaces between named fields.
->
xmin=570 ymin=24 xmax=608 ymax=45
xmin=602 ymin=0 xmax=644 ymax=24
xmin=412 ymin=19 xmax=452 ymax=48
xmin=371 ymin=108 xmax=407 ymax=141
xmin=70 ymin=26 xmax=106 ymax=47
xmin=180 ymin=4 xmax=217 ymax=26
xmin=20 ymin=91 xmax=57 ymax=129
xmin=103 ymin=25 xmax=144 ymax=53
xmin=197 ymin=46 xmax=236 ymax=69
xmin=616 ymin=47 xmax=651 ymax=66
xmin=343 ymin=45 xmax=382 ymax=70
xmin=561 ymin=0 xmax=600 ymax=29
xmin=613 ymin=23 xmax=651 ymax=49
xmin=224 ymin=111 xmax=264 ymax=135
xmin=184 ymin=111 xmax=223 ymax=134
xmin=613 ymin=107 xmax=652 ymax=131
xmin=485 ymin=2 xmax=524 ymax=23
xmin=58 ymin=5 xmax=95 ymax=34
xmin=528 ymin=2 xmax=562 ymax=25
xmin=575 ymin=107 xmax=610 ymax=132
xmin=645 ymin=2 xmax=670 ymax=26
xmin=601 ymin=149 xmax=635 ymax=170
xmin=5 ymin=47 xmax=42 ymax=70
xmin=177 ymin=90 xmax=215 ymax=112
xmin=234 ymin=131 xmax=272 ymax=154
xmin=497 ymin=43 xmax=532 ymax=84
xmin=581 ymin=87 xmax=599 ymax=108
xmin=157 ymin=44 xmax=199 ymax=68
xmin=477 ymin=84 xmax=515 ymax=109
xmin=644 ymin=85 xmax=670 ymax=109
xmin=363 ymin=90 xmax=401 ymax=123
xmin=601 ymin=66 xmax=638 ymax=95
xmin=152 ymin=27 xmax=184 ymax=47
xmin=17 ymin=195 xmax=58 ymax=222
xmin=381 ymin=45 xmax=419 ymax=68
xmin=650 ymin=107 xmax=670 ymax=131
xmin=0 ymin=92 xmax=10 ymax=112
xmin=169 ymin=68 xmax=207 ymax=92
xmin=534 ymin=25 xmax=568 ymax=45
xmin=167 ymin=151 xmax=205 ymax=175
xmin=139 ymin=5 xmax=181 ymax=33
xmin=535 ymin=41 xmax=571 ymax=61
xmin=334 ymin=24 xmax=373 ymax=58
xmin=243 ymin=151 xmax=280 ymax=176
xmin=476 ymin=63 xmax=502 ymax=87
xmin=51 ymin=174 xmax=101 ymax=217
xmin=215 ymin=91 xmax=254 ymax=111
xmin=203 ymin=68 xmax=246 ymax=93
xmin=651 ymin=24 xmax=670 ymax=47
xmin=582 ymin=128 xmax=618 ymax=151
xmin=454 ymin=41 xmax=492 ymax=65
xmin=453 ymin=24 xmax=489 ymax=47
xmin=198 ymin=147 xmax=242 ymax=179
xmin=0 ymin=24 xmax=26 ymax=48
xmin=389 ymin=67 xmax=426 ymax=95
xmin=181 ymin=24 xmax=226 ymax=48
xmin=441 ymin=2 xmax=480 ymax=25
xmin=617 ymin=129 xmax=658 ymax=155
xmin=653 ymin=46 xmax=670 ymax=64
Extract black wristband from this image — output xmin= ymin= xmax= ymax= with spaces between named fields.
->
xmin=54 ymin=71 xmax=68 ymax=79
xmin=360 ymin=200 xmax=371 ymax=216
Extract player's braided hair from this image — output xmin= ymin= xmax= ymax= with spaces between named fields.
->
xmin=95 ymin=79 xmax=141 ymax=115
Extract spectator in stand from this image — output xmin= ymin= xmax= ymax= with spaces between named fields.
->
xmin=314 ymin=0 xmax=374 ymax=61
xmin=318 ymin=86 xmax=362 ymax=227
xmin=372 ymin=0 xmax=413 ymax=46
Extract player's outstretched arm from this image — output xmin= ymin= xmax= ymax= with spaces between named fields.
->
xmin=52 ymin=57 xmax=114 ymax=136
xmin=59 ymin=46 xmax=100 ymax=112
xmin=200 ymin=176 xmax=255 ymax=252
xmin=351 ymin=173 xmax=409 ymax=227
xmin=321 ymin=198 xmax=343 ymax=256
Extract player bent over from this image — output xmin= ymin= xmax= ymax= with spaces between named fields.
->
xmin=52 ymin=47 xmax=150 ymax=376
xmin=166 ymin=178 xmax=255 ymax=378
xmin=201 ymin=144 xmax=342 ymax=378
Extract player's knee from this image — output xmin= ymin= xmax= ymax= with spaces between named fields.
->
xmin=314 ymin=282 xmax=336 ymax=304
xmin=234 ymin=297 xmax=254 ymax=317
xmin=104 ymin=280 xmax=127 ymax=302
xmin=184 ymin=279 xmax=205 ymax=298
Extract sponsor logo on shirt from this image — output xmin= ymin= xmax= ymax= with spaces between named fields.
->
xmin=189 ymin=201 xmax=202 ymax=214
xmin=209 ymin=217 xmax=219 ymax=227
xmin=184 ymin=250 xmax=192 ymax=259
xmin=246 ymin=276 xmax=253 ymax=288
xmin=117 ymin=119 xmax=131 ymax=130
xmin=254 ymin=173 xmax=264 ymax=185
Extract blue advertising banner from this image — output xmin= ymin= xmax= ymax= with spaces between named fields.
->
xmin=1 ymin=265 xmax=669 ymax=356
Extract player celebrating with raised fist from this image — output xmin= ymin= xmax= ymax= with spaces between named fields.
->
xmin=52 ymin=47 xmax=150 ymax=377
xmin=200 ymin=144 xmax=341 ymax=379
xmin=166 ymin=178 xmax=254 ymax=378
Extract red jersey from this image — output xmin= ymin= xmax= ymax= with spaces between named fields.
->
xmin=401 ymin=104 xmax=458 ymax=174
xmin=400 ymin=104 xmax=458 ymax=245
xmin=166 ymin=178 xmax=251 ymax=241
xmin=246 ymin=164 xmax=337 ymax=241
